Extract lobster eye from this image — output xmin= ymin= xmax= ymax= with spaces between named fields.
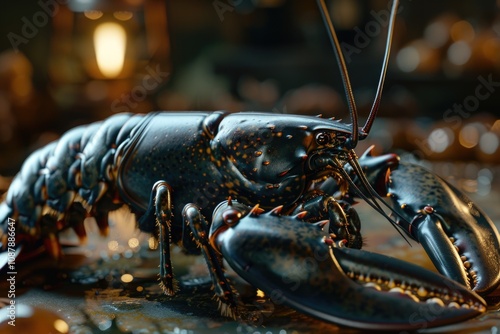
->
xmin=222 ymin=209 xmax=241 ymax=226
xmin=315 ymin=132 xmax=329 ymax=146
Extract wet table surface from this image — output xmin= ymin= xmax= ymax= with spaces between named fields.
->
xmin=1 ymin=166 xmax=500 ymax=334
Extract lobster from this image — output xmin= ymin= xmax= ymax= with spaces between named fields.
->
xmin=0 ymin=0 xmax=499 ymax=330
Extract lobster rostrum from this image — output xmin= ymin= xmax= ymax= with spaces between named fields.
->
xmin=0 ymin=0 xmax=498 ymax=330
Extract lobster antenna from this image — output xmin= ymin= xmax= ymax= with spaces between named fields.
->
xmin=318 ymin=0 xmax=400 ymax=143
xmin=331 ymin=156 xmax=411 ymax=245
xmin=361 ymin=0 xmax=399 ymax=138
xmin=317 ymin=0 xmax=358 ymax=149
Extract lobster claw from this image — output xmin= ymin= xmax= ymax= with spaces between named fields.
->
xmin=386 ymin=162 xmax=500 ymax=296
xmin=352 ymin=149 xmax=500 ymax=296
xmin=210 ymin=200 xmax=486 ymax=330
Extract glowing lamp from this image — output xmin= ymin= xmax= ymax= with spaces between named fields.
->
xmin=93 ymin=22 xmax=127 ymax=78
xmin=49 ymin=0 xmax=170 ymax=83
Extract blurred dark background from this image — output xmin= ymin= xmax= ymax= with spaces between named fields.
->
xmin=0 ymin=0 xmax=499 ymax=181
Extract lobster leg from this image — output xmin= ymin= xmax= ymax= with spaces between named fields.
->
xmin=40 ymin=215 xmax=63 ymax=260
xmin=139 ymin=181 xmax=176 ymax=295
xmin=291 ymin=195 xmax=362 ymax=249
xmin=183 ymin=203 xmax=238 ymax=318
xmin=92 ymin=195 xmax=116 ymax=237
xmin=65 ymin=202 xmax=88 ymax=242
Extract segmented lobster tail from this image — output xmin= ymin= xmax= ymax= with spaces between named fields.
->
xmin=0 ymin=113 xmax=141 ymax=262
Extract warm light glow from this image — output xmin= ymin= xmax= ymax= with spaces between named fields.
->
xmin=121 ymin=273 xmax=134 ymax=283
xmin=482 ymin=38 xmax=500 ymax=62
xmin=114 ymin=11 xmax=134 ymax=21
xmin=459 ymin=123 xmax=480 ymax=148
xmin=53 ymin=319 xmax=69 ymax=333
xmin=108 ymin=240 xmax=119 ymax=251
xmin=492 ymin=119 xmax=500 ymax=132
xmin=450 ymin=20 xmax=475 ymax=42
xmin=84 ymin=10 xmax=103 ymax=20
xmin=149 ymin=236 xmax=158 ymax=250
xmin=94 ymin=22 xmax=127 ymax=78
xmin=128 ymin=237 xmax=140 ymax=248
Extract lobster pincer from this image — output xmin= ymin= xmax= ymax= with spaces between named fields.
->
xmin=207 ymin=199 xmax=486 ymax=330
xmin=355 ymin=148 xmax=500 ymax=297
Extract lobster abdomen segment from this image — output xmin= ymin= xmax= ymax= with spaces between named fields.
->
xmin=0 ymin=113 xmax=140 ymax=248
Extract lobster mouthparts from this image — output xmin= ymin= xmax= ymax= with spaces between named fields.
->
xmin=213 ymin=207 xmax=486 ymax=330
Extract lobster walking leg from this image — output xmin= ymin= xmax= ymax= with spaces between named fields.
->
xmin=183 ymin=203 xmax=239 ymax=318
xmin=139 ymin=181 xmax=176 ymax=295
xmin=40 ymin=215 xmax=62 ymax=259
xmin=65 ymin=203 xmax=88 ymax=242
xmin=292 ymin=195 xmax=362 ymax=249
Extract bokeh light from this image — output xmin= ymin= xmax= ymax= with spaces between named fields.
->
xmin=479 ymin=132 xmax=499 ymax=154
xmin=424 ymin=21 xmax=450 ymax=48
xmin=459 ymin=123 xmax=481 ymax=148
xmin=121 ymin=273 xmax=134 ymax=283
xmin=128 ymin=237 xmax=140 ymax=248
xmin=428 ymin=128 xmax=454 ymax=153
xmin=450 ymin=20 xmax=475 ymax=42
xmin=447 ymin=41 xmax=471 ymax=66
xmin=397 ymin=46 xmax=420 ymax=72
